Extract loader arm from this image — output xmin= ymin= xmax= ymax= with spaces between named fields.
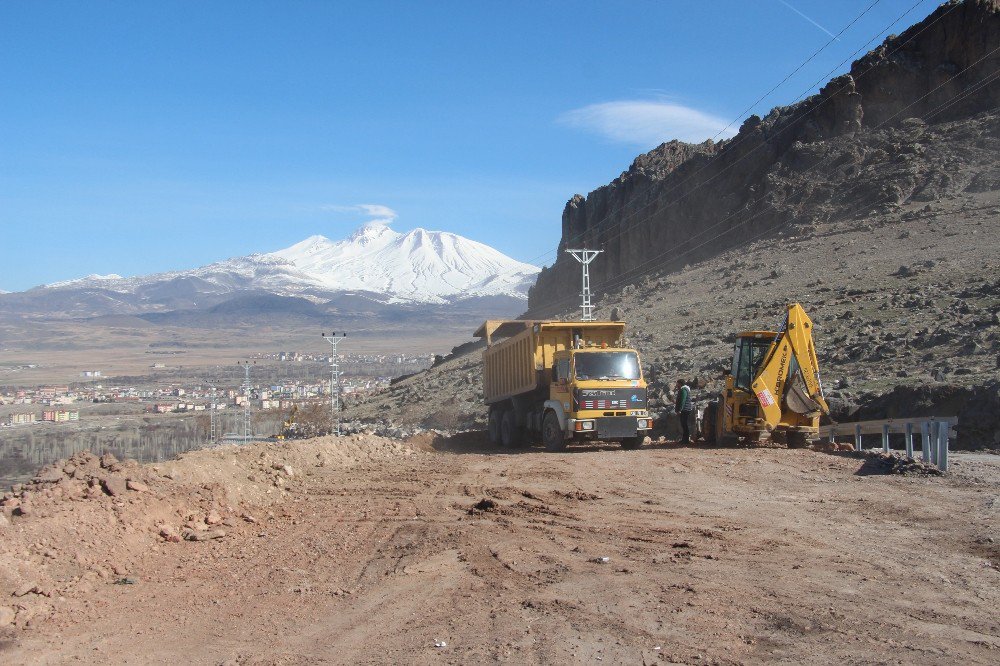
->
xmin=749 ymin=303 xmax=830 ymax=430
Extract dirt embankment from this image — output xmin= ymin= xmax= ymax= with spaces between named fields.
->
xmin=0 ymin=433 xmax=997 ymax=663
xmin=0 ymin=435 xmax=413 ymax=632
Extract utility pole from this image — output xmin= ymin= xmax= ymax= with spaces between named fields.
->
xmin=322 ymin=332 xmax=346 ymax=436
xmin=205 ymin=380 xmax=217 ymax=445
xmin=238 ymin=361 xmax=255 ymax=445
xmin=566 ymin=249 xmax=603 ymax=321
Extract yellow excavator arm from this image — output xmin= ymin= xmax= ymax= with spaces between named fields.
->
xmin=749 ymin=303 xmax=830 ymax=430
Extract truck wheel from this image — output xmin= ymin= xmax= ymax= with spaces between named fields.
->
xmin=501 ymin=410 xmax=523 ymax=449
xmin=620 ymin=436 xmax=643 ymax=450
xmin=487 ymin=409 xmax=502 ymax=446
xmin=542 ymin=411 xmax=566 ymax=452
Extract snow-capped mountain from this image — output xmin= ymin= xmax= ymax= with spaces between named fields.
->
xmin=269 ymin=222 xmax=538 ymax=303
xmin=0 ymin=224 xmax=540 ymax=318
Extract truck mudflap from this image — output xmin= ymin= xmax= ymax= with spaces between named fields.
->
xmin=596 ymin=416 xmax=639 ymax=440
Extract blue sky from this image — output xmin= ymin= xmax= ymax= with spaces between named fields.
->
xmin=1 ymin=0 xmax=936 ymax=291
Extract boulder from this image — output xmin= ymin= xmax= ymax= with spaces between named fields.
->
xmin=101 ymin=477 xmax=128 ymax=497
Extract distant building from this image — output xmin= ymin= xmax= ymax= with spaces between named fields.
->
xmin=80 ymin=370 xmax=102 ymax=377
xmin=7 ymin=413 xmax=36 ymax=425
xmin=41 ymin=410 xmax=79 ymax=423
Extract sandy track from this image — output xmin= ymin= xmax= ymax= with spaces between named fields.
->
xmin=2 ymin=436 xmax=998 ymax=664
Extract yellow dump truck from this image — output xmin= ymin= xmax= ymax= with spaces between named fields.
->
xmin=474 ymin=320 xmax=652 ymax=451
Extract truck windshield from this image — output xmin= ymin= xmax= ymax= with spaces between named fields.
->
xmin=574 ymin=351 xmax=641 ymax=381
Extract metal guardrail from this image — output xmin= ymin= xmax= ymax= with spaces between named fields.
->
xmin=818 ymin=417 xmax=957 ymax=471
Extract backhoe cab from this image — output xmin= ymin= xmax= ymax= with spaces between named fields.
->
xmin=702 ymin=303 xmax=829 ymax=447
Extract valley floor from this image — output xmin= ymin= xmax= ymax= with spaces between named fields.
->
xmin=1 ymin=435 xmax=998 ymax=664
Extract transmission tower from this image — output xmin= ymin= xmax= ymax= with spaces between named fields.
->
xmin=322 ymin=332 xmax=346 ymax=436
xmin=205 ymin=380 xmax=217 ymax=445
xmin=566 ymin=249 xmax=603 ymax=321
xmin=238 ymin=361 xmax=255 ymax=444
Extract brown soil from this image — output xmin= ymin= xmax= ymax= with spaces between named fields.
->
xmin=1 ymin=435 xmax=998 ymax=664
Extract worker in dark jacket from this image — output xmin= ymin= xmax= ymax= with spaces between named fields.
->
xmin=675 ymin=379 xmax=693 ymax=444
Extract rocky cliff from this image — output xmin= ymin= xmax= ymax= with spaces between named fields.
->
xmin=528 ymin=0 xmax=1000 ymax=314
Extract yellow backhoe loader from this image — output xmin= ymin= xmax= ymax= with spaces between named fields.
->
xmin=701 ymin=303 xmax=829 ymax=447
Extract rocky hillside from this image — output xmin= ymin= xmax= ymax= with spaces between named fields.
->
xmin=528 ymin=0 xmax=1000 ymax=314
xmin=344 ymin=1 xmax=1000 ymax=448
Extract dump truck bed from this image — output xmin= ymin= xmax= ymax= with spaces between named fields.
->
xmin=476 ymin=320 xmax=626 ymax=405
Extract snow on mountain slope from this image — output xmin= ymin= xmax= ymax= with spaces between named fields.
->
xmin=268 ymin=222 xmax=539 ymax=303
xmin=22 ymin=223 xmax=539 ymax=308
xmin=45 ymin=273 xmax=125 ymax=289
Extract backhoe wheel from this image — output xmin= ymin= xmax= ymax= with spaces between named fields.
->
xmin=500 ymin=410 xmax=523 ymax=449
xmin=487 ymin=409 xmax=502 ymax=446
xmin=620 ymin=436 xmax=643 ymax=450
xmin=787 ymin=431 xmax=809 ymax=448
xmin=702 ymin=401 xmax=719 ymax=444
xmin=542 ymin=411 xmax=567 ymax=452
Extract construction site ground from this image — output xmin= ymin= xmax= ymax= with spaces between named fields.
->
xmin=1 ymin=434 xmax=998 ymax=665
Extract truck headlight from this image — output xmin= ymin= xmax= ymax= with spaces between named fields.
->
xmin=581 ymin=421 xmax=594 ymax=431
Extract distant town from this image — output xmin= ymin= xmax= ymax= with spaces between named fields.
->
xmin=0 ymin=352 xmax=434 ymax=428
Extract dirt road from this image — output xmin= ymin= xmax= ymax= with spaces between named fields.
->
xmin=2 ymin=435 xmax=998 ymax=664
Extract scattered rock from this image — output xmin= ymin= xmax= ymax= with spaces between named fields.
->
xmin=159 ymin=525 xmax=182 ymax=543
xmin=126 ymin=479 xmax=149 ymax=493
xmin=101 ymin=477 xmax=128 ymax=497
xmin=183 ymin=528 xmax=227 ymax=542
xmin=33 ymin=468 xmax=65 ymax=484
xmin=468 ymin=498 xmax=498 ymax=514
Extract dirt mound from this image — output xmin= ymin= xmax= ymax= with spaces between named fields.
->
xmin=854 ymin=451 xmax=945 ymax=476
xmin=0 ymin=435 xmax=415 ymax=630
xmin=0 ymin=441 xmax=997 ymax=662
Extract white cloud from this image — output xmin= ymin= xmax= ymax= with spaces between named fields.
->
xmin=320 ymin=203 xmax=398 ymax=226
xmin=559 ymin=100 xmax=737 ymax=146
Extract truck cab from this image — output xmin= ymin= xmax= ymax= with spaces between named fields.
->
xmin=548 ymin=347 xmax=651 ymax=447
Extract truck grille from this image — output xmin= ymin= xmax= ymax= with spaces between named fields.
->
xmin=574 ymin=388 xmax=647 ymax=411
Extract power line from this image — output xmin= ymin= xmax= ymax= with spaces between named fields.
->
xmin=709 ymin=0 xmax=883 ymax=142
xmin=525 ymin=48 xmax=1000 ymax=318
xmin=537 ymin=54 xmax=1000 ymax=314
xmin=485 ymin=0 xmax=954 ymax=288
xmin=568 ymin=0 xmax=954 ymax=265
